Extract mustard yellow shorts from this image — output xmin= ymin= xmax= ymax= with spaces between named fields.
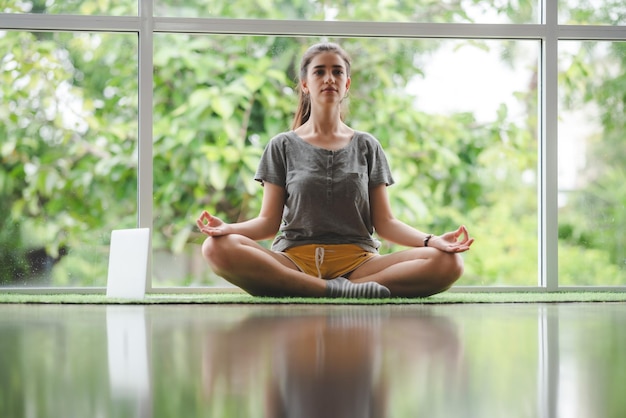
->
xmin=281 ymin=244 xmax=376 ymax=280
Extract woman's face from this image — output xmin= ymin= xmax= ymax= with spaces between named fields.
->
xmin=302 ymin=52 xmax=351 ymax=105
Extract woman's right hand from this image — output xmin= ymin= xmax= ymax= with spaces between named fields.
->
xmin=196 ymin=210 xmax=230 ymax=236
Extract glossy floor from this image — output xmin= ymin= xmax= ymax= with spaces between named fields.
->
xmin=1 ymin=302 xmax=625 ymax=418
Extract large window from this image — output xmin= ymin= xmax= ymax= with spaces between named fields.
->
xmin=1 ymin=0 xmax=624 ymax=291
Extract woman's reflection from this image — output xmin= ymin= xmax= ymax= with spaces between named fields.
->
xmin=201 ymin=306 xmax=464 ymax=417
xmin=266 ymin=311 xmax=385 ymax=418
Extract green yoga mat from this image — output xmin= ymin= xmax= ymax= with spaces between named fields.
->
xmin=1 ymin=292 xmax=626 ymax=305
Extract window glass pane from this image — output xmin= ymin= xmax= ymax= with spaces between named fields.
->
xmin=154 ymin=0 xmax=539 ymax=24
xmin=558 ymin=41 xmax=626 ymax=286
xmin=1 ymin=0 xmax=137 ymax=15
xmin=559 ymin=0 xmax=626 ymax=25
xmin=0 ymin=31 xmax=138 ymax=287
xmin=151 ymin=35 xmax=538 ymax=288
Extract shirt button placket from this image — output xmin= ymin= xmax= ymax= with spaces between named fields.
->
xmin=326 ymin=151 xmax=333 ymax=204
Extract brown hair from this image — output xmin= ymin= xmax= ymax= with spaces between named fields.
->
xmin=291 ymin=42 xmax=352 ymax=130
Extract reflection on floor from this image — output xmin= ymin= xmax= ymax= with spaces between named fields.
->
xmin=1 ymin=302 xmax=625 ymax=418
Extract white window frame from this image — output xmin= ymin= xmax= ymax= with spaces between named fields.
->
xmin=1 ymin=0 xmax=625 ymax=293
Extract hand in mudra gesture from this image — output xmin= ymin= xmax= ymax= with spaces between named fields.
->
xmin=428 ymin=225 xmax=474 ymax=253
xmin=196 ymin=210 xmax=231 ymax=237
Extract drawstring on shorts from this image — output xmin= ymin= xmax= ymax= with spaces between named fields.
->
xmin=315 ymin=247 xmax=325 ymax=279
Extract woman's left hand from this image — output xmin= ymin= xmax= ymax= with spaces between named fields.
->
xmin=429 ymin=225 xmax=474 ymax=253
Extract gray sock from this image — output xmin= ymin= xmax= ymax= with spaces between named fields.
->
xmin=325 ymin=277 xmax=391 ymax=299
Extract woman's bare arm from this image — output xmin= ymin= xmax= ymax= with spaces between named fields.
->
xmin=197 ymin=182 xmax=285 ymax=241
xmin=369 ymin=184 xmax=473 ymax=252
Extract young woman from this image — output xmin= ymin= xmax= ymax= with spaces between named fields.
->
xmin=197 ymin=42 xmax=474 ymax=298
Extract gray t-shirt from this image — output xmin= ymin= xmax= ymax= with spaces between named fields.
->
xmin=254 ymin=130 xmax=395 ymax=253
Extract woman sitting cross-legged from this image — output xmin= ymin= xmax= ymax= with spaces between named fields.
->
xmin=197 ymin=42 xmax=474 ymax=299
